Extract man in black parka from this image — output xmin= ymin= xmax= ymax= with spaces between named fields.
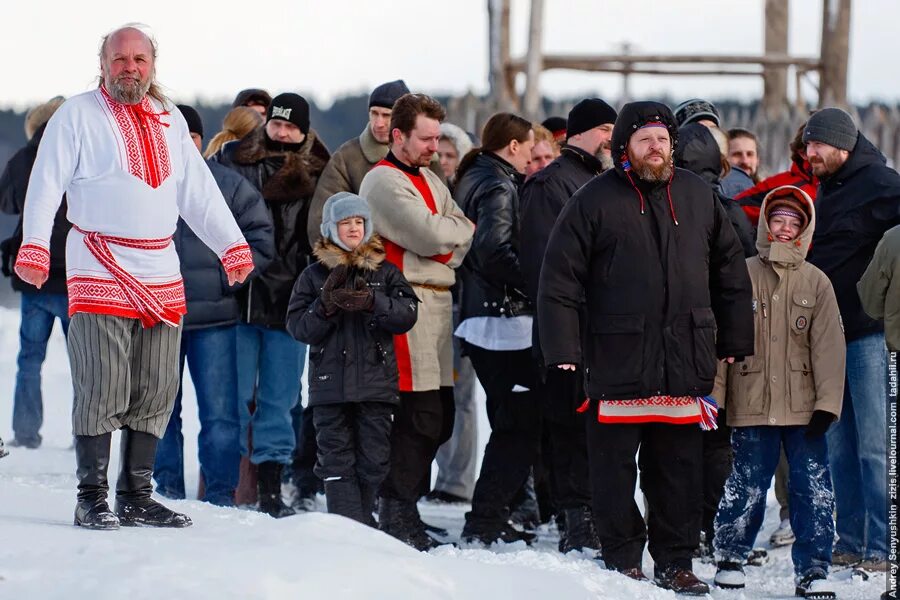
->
xmin=538 ymin=101 xmax=753 ymax=594
xmin=519 ymin=97 xmax=617 ymax=554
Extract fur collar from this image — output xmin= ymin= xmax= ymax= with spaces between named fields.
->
xmin=358 ymin=125 xmax=389 ymax=165
xmin=313 ymin=235 xmax=386 ymax=271
xmin=232 ymin=127 xmax=330 ymax=203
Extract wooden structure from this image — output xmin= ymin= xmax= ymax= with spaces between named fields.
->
xmin=488 ymin=0 xmax=852 ymax=119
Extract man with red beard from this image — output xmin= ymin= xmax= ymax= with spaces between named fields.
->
xmin=538 ymin=101 xmax=753 ymax=593
xmin=15 ymin=25 xmax=254 ymax=530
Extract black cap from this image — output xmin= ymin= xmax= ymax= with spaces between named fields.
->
xmin=177 ymin=104 xmax=203 ymax=139
xmin=268 ymin=93 xmax=311 ymax=135
xmin=369 ymin=80 xmax=410 ymax=109
xmin=232 ymin=88 xmax=272 ymax=109
xmin=674 ymin=98 xmax=720 ymax=128
xmin=566 ymin=99 xmax=618 ymax=139
xmin=611 ymin=101 xmax=679 ymax=168
xmin=542 ymin=116 xmax=567 ymax=140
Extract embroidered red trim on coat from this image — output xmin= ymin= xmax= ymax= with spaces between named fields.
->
xmin=14 ymin=243 xmax=51 ymax=275
xmin=100 ymin=88 xmax=172 ymax=189
xmin=221 ymin=242 xmax=254 ymax=272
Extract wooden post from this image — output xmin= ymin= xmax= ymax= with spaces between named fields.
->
xmin=763 ymin=0 xmax=789 ymax=118
xmin=522 ymin=0 xmax=545 ymax=119
xmin=819 ymin=0 xmax=851 ymax=108
xmin=488 ymin=0 xmax=515 ymax=111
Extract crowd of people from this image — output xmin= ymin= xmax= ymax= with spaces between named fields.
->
xmin=1 ymin=24 xmax=898 ymax=599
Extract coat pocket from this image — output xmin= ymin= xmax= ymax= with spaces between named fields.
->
xmin=790 ymin=292 xmax=816 ymax=345
xmin=588 ymin=314 xmax=645 ymax=387
xmin=691 ymin=307 xmax=718 ymax=382
xmin=728 ymin=358 xmax=765 ymax=415
xmin=788 ymin=356 xmax=815 ymax=414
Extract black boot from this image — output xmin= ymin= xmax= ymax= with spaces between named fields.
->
xmin=257 ymin=461 xmax=296 ymax=518
xmin=324 ymin=477 xmax=366 ymax=523
xmin=559 ymin=506 xmax=600 ymax=554
xmin=74 ymin=433 xmax=119 ymax=530
xmin=115 ymin=428 xmax=192 ymax=527
xmin=378 ymin=497 xmax=440 ymax=551
xmin=359 ymin=482 xmax=378 ymax=528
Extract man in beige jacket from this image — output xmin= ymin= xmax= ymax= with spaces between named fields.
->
xmin=711 ymin=186 xmax=845 ymax=599
xmin=359 ymin=93 xmax=474 ymax=551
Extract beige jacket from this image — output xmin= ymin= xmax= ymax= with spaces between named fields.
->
xmin=713 ymin=187 xmax=845 ymax=427
xmin=359 ymin=163 xmax=473 ymax=392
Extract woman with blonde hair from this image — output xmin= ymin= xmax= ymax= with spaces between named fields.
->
xmin=203 ymin=106 xmax=264 ymax=158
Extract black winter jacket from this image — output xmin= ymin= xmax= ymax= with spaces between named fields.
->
xmin=453 ymin=152 xmax=531 ymax=320
xmin=807 ymin=133 xmax=900 ymax=341
xmin=538 ymin=101 xmax=754 ymax=401
xmin=177 ymin=160 xmax=275 ymax=330
xmin=215 ymin=126 xmax=329 ymax=329
xmin=286 ymin=236 xmax=418 ymax=407
xmin=0 ymin=124 xmax=70 ymax=295
xmin=674 ymin=123 xmax=757 ymax=258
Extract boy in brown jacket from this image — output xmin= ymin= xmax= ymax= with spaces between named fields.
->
xmin=711 ymin=186 xmax=845 ymax=599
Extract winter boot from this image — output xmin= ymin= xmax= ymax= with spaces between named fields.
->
xmin=378 ymin=497 xmax=441 ymax=551
xmin=115 ymin=428 xmax=192 ymax=527
xmin=794 ymin=569 xmax=836 ymax=599
xmin=714 ymin=561 xmax=746 ymax=589
xmin=0 ymin=436 xmax=8 ymax=459
xmin=257 ymin=461 xmax=296 ymax=518
xmin=654 ymin=567 xmax=710 ymax=596
xmin=359 ymin=482 xmax=378 ymax=528
xmin=769 ymin=518 xmax=796 ymax=547
xmin=324 ymin=477 xmax=366 ymax=523
xmin=509 ymin=472 xmax=541 ymax=532
xmin=74 ymin=433 xmax=119 ymax=530
xmin=558 ymin=506 xmax=601 ymax=554
xmin=461 ymin=516 xmax=537 ymax=547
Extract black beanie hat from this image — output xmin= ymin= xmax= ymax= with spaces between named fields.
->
xmin=177 ymin=104 xmax=203 ymax=139
xmin=232 ymin=88 xmax=272 ymax=109
xmin=802 ymin=107 xmax=858 ymax=152
xmin=542 ymin=116 xmax=567 ymax=140
xmin=268 ymin=93 xmax=311 ymax=134
xmin=369 ymin=80 xmax=410 ymax=109
xmin=674 ymin=98 xmax=720 ymax=128
xmin=566 ymin=98 xmax=618 ymax=139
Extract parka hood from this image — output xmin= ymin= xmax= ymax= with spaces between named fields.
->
xmin=757 ymin=185 xmax=816 ymax=266
xmin=611 ymin=101 xmax=679 ymax=172
xmin=674 ymin=122 xmax=722 ymax=187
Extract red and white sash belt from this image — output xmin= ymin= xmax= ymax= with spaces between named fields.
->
xmin=74 ymin=226 xmax=181 ymax=328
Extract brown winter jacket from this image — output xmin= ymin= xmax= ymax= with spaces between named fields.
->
xmin=713 ymin=186 xmax=845 ymax=427
xmin=306 ymin=125 xmax=446 ymax=244
xmin=858 ymin=224 xmax=900 ymax=352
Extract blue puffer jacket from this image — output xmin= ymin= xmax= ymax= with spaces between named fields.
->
xmin=176 ymin=159 xmax=275 ymax=330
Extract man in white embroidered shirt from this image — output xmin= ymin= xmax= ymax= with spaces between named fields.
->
xmin=15 ymin=24 xmax=254 ymax=530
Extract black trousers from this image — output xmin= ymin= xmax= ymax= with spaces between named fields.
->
xmin=379 ymin=388 xmax=454 ymax=502
xmin=542 ymin=368 xmax=591 ymax=511
xmin=292 ymin=405 xmax=320 ymax=493
xmin=312 ymin=402 xmax=394 ymax=486
xmin=586 ymin=418 xmax=703 ymax=572
xmin=701 ymin=410 xmax=733 ymax=542
xmin=466 ymin=344 xmax=542 ymax=525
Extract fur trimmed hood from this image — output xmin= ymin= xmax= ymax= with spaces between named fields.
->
xmin=313 ymin=235 xmax=386 ymax=272
xmin=231 ymin=126 xmax=330 ymax=202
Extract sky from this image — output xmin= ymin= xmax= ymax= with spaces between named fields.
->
xmin=0 ymin=0 xmax=895 ymax=110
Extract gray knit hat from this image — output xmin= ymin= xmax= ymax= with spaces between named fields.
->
xmin=802 ymin=107 xmax=858 ymax=152
xmin=320 ymin=192 xmax=373 ymax=251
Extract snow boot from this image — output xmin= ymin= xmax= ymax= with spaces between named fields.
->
xmin=0 ymin=436 xmax=8 ymax=459
xmin=509 ymin=472 xmax=541 ymax=532
xmin=654 ymin=567 xmax=710 ymax=596
xmin=74 ymin=433 xmax=119 ymax=530
xmin=794 ymin=569 xmax=836 ymax=599
xmin=257 ymin=461 xmax=296 ymax=518
xmin=359 ymin=482 xmax=377 ymax=527
xmin=558 ymin=506 xmax=601 ymax=554
xmin=378 ymin=497 xmax=441 ymax=551
xmin=746 ymin=547 xmax=769 ymax=566
xmin=324 ymin=477 xmax=366 ymax=523
xmin=769 ymin=518 xmax=796 ymax=547
xmin=115 ymin=428 xmax=192 ymax=527
xmin=714 ymin=561 xmax=746 ymax=589
xmin=461 ymin=517 xmax=536 ymax=547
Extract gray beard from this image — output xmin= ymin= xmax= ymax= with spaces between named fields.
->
xmin=106 ymin=75 xmax=151 ymax=104
xmin=597 ymin=152 xmax=614 ymax=171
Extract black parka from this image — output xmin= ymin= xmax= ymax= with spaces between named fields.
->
xmin=286 ymin=236 xmax=418 ymax=407
xmin=453 ymin=152 xmax=531 ymax=320
xmin=215 ymin=126 xmax=330 ymax=329
xmin=538 ymin=101 xmax=754 ymax=400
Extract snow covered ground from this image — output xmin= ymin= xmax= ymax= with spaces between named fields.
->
xmin=0 ymin=305 xmax=886 ymax=599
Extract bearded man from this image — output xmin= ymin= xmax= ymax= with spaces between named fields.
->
xmin=538 ymin=101 xmax=753 ymax=593
xmin=15 ymin=24 xmax=254 ymax=530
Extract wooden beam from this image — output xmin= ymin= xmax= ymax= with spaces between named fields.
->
xmin=819 ymin=0 xmax=851 ymax=108
xmin=763 ymin=0 xmax=790 ymax=118
xmin=508 ymin=53 xmax=822 ymax=71
xmin=522 ymin=0 xmax=545 ymax=119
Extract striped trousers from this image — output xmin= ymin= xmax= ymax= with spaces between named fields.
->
xmin=67 ymin=313 xmax=182 ymax=438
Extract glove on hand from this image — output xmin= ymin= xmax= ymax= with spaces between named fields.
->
xmin=331 ymin=287 xmax=375 ymax=312
xmin=805 ymin=410 xmax=835 ymax=439
xmin=321 ymin=265 xmax=349 ymax=316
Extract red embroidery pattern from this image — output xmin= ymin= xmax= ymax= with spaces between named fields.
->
xmin=14 ymin=243 xmax=50 ymax=274
xmin=67 ymin=276 xmax=186 ymax=322
xmin=221 ymin=242 xmax=254 ymax=272
xmin=100 ymin=88 xmax=172 ymax=188
xmin=609 ymin=396 xmax=698 ymax=407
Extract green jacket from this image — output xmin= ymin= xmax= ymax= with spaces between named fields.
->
xmin=858 ymin=224 xmax=900 ymax=352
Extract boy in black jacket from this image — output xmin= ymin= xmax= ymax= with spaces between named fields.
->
xmin=286 ymin=192 xmax=418 ymax=525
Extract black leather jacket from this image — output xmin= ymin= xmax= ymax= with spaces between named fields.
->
xmin=453 ymin=152 xmax=532 ymax=320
